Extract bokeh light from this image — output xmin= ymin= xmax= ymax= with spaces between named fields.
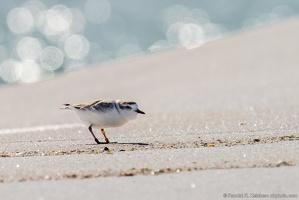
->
xmin=46 ymin=5 xmax=72 ymax=33
xmin=0 ymin=59 xmax=21 ymax=83
xmin=69 ymin=8 xmax=86 ymax=34
xmin=161 ymin=4 xmax=223 ymax=49
xmin=23 ymin=1 xmax=46 ymax=29
xmin=167 ymin=22 xmax=205 ymax=49
xmin=162 ymin=5 xmax=190 ymax=31
xmin=243 ymin=5 xmax=295 ymax=29
xmin=148 ymin=40 xmax=172 ymax=52
xmin=39 ymin=46 xmax=64 ymax=71
xmin=7 ymin=7 xmax=34 ymax=34
xmin=181 ymin=23 xmax=205 ymax=49
xmin=0 ymin=1 xmax=298 ymax=85
xmin=16 ymin=37 xmax=43 ymax=60
xmin=19 ymin=60 xmax=40 ymax=83
xmin=166 ymin=22 xmax=185 ymax=47
xmin=64 ymin=34 xmax=90 ymax=60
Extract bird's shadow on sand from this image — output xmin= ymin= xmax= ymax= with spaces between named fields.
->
xmin=86 ymin=142 xmax=149 ymax=146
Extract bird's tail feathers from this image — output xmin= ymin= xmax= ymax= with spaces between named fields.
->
xmin=60 ymin=103 xmax=72 ymax=110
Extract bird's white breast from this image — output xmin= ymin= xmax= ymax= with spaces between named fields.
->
xmin=75 ymin=108 xmax=128 ymax=128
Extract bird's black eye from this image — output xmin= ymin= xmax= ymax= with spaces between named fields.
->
xmin=120 ymin=105 xmax=132 ymax=110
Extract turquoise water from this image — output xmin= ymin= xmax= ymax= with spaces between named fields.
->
xmin=0 ymin=0 xmax=298 ymax=84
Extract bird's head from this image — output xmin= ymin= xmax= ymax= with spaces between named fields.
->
xmin=118 ymin=101 xmax=145 ymax=120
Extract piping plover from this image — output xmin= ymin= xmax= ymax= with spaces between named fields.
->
xmin=61 ymin=99 xmax=145 ymax=144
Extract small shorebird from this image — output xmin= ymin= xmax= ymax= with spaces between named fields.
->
xmin=61 ymin=99 xmax=145 ymax=144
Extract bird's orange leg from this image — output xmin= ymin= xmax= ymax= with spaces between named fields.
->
xmin=101 ymin=129 xmax=110 ymax=143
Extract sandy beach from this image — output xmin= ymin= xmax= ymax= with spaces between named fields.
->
xmin=0 ymin=18 xmax=299 ymax=199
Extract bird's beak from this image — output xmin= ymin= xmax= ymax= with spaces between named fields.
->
xmin=136 ymin=109 xmax=145 ymax=114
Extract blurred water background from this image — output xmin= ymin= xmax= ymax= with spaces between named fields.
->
xmin=0 ymin=0 xmax=298 ymax=85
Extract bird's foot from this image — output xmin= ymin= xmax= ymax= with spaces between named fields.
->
xmin=105 ymin=138 xmax=110 ymax=143
xmin=95 ymin=138 xmax=101 ymax=144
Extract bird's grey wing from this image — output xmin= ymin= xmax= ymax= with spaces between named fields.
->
xmin=90 ymin=101 xmax=114 ymax=112
xmin=72 ymin=99 xmax=103 ymax=110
